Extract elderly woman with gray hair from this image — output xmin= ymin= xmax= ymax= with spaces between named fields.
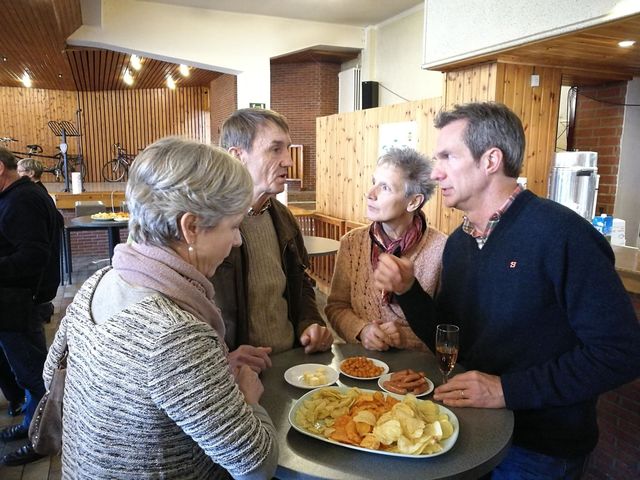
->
xmin=325 ymin=147 xmax=446 ymax=351
xmin=42 ymin=137 xmax=278 ymax=479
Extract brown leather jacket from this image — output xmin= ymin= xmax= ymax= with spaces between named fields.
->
xmin=210 ymin=200 xmax=323 ymax=350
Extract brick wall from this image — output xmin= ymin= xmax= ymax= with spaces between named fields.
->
xmin=61 ymin=210 xmax=128 ymax=269
xmin=210 ymin=74 xmax=238 ymax=146
xmin=271 ymin=61 xmax=340 ymax=191
xmin=584 ymin=290 xmax=640 ymax=480
xmin=573 ymin=82 xmax=627 ymax=215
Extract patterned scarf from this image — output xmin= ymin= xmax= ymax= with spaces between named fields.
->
xmin=112 ymin=242 xmax=225 ymax=338
xmin=369 ymin=211 xmax=426 ymax=304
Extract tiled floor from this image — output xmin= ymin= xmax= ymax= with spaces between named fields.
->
xmin=0 ymin=256 xmax=101 ymax=480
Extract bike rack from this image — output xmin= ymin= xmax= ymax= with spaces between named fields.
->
xmin=48 ymin=121 xmax=81 ymax=192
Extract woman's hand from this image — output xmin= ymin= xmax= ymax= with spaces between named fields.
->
xmin=228 ymin=345 xmax=272 ymax=373
xmin=300 ymin=324 xmax=334 ymax=354
xmin=359 ymin=322 xmax=392 ymax=351
xmin=377 ymin=320 xmax=402 ymax=348
xmin=235 ymin=364 xmax=265 ymax=405
xmin=432 ymin=371 xmax=506 ymax=408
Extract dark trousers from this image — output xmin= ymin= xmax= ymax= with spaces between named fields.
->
xmin=0 ymin=303 xmax=50 ymax=428
xmin=0 ymin=348 xmax=25 ymax=403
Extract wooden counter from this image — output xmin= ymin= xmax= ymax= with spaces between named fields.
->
xmin=46 ymin=182 xmax=126 ymax=210
xmin=613 ymin=245 xmax=640 ymax=294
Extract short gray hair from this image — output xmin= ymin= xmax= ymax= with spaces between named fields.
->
xmin=377 ymin=147 xmax=436 ymax=209
xmin=126 ymin=136 xmax=252 ymax=246
xmin=434 ymin=102 xmax=525 ymax=178
xmin=220 ymin=108 xmax=290 ymax=151
xmin=18 ymin=158 xmax=44 ymax=179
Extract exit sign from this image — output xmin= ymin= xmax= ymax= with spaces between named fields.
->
xmin=250 ymin=102 xmax=266 ymax=109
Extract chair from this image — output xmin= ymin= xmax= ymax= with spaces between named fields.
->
xmin=74 ymin=200 xmax=105 ymax=217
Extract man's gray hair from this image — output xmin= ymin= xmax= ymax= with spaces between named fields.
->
xmin=377 ymin=147 xmax=436 ymax=209
xmin=18 ymin=158 xmax=44 ymax=179
xmin=126 ymin=136 xmax=252 ymax=246
xmin=0 ymin=147 xmax=18 ymax=170
xmin=220 ymin=108 xmax=290 ymax=151
xmin=434 ymin=102 xmax=525 ymax=178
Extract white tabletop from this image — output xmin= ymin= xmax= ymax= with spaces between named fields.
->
xmin=303 ymin=235 xmax=340 ymax=257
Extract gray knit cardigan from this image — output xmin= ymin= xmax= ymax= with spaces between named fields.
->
xmin=43 ymin=268 xmax=277 ymax=479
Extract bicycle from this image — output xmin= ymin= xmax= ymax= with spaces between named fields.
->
xmin=101 ymin=143 xmax=137 ymax=182
xmin=10 ymin=142 xmax=86 ymax=182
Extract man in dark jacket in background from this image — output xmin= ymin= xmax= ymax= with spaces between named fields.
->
xmin=0 ymin=147 xmax=61 ymax=466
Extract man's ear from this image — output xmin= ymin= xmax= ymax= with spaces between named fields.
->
xmin=484 ymin=147 xmax=504 ymax=175
xmin=406 ymin=194 xmax=424 ymax=213
xmin=228 ymin=147 xmax=243 ymax=162
xmin=178 ymin=212 xmax=198 ymax=245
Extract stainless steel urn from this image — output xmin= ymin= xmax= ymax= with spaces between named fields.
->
xmin=547 ymin=151 xmax=598 ymax=221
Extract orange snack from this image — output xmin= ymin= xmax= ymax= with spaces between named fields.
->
xmin=341 ymin=356 xmax=384 ymax=378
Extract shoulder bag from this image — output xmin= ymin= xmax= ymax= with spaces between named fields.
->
xmin=28 ymin=349 xmax=67 ymax=455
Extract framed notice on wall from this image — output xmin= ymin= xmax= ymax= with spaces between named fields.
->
xmin=378 ymin=121 xmax=417 ymax=157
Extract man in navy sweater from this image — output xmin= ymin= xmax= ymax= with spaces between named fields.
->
xmin=373 ymin=102 xmax=640 ymax=479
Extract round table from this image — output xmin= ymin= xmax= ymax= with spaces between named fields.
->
xmin=260 ymin=343 xmax=513 ymax=480
xmin=303 ymin=235 xmax=340 ymax=257
xmin=63 ymin=215 xmax=129 ymax=282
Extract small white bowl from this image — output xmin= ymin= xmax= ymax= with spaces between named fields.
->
xmin=284 ymin=364 xmax=339 ymax=389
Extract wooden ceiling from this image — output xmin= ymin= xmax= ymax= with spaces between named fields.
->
xmin=1 ymin=1 xmax=639 ymax=91
xmin=433 ymin=15 xmax=640 ymax=86
xmin=0 ymin=0 xmax=222 ymax=91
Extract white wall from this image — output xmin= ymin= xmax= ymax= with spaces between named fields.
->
xmin=423 ymin=0 xmax=640 ymax=68
xmin=615 ymin=77 xmax=640 ymax=246
xmin=73 ymin=0 xmax=364 ymax=107
xmin=374 ymin=7 xmax=443 ymax=105
xmin=342 ymin=5 xmax=444 ymax=107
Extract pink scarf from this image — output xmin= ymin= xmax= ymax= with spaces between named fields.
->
xmin=369 ymin=211 xmax=426 ymax=304
xmin=111 ymin=243 xmax=225 ymax=338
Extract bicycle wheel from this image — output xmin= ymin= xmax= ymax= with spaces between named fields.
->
xmin=102 ymin=159 xmax=127 ymax=182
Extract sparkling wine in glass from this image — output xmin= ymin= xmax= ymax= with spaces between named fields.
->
xmin=436 ymin=324 xmax=459 ymax=385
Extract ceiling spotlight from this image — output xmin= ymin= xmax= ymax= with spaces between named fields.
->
xmin=58 ymin=73 xmax=63 ymax=78
xmin=21 ymin=71 xmax=32 ymax=88
xmin=178 ymin=64 xmax=190 ymax=77
xmin=166 ymin=75 xmax=176 ymax=90
xmin=130 ymin=54 xmax=143 ymax=71
xmin=2 ymin=56 xmax=7 ymax=62
xmin=123 ymin=69 xmax=134 ymax=86
xmin=618 ymin=40 xmax=636 ymax=48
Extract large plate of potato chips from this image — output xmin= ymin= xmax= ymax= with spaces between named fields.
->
xmin=289 ymin=386 xmax=458 ymax=458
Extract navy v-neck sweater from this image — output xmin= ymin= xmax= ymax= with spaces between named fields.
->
xmin=399 ymin=190 xmax=640 ymax=457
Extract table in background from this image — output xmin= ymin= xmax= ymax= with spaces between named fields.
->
xmin=261 ymin=343 xmax=513 ymax=480
xmin=303 ymin=235 xmax=340 ymax=257
xmin=63 ymin=215 xmax=129 ymax=283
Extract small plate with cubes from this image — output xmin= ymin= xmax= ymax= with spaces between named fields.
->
xmin=284 ymin=364 xmax=339 ymax=389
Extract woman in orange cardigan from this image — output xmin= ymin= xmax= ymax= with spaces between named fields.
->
xmin=325 ymin=147 xmax=446 ymax=351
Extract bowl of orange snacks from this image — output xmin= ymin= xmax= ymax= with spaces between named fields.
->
xmin=339 ymin=356 xmax=389 ymax=380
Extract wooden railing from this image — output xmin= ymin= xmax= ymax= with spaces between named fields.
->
xmin=292 ymin=210 xmax=366 ymax=294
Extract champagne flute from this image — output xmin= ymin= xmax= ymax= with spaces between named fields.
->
xmin=435 ymin=324 xmax=459 ymax=385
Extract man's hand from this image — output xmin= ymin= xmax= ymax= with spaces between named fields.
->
xmin=373 ymin=253 xmax=416 ymax=295
xmin=433 ymin=371 xmax=506 ymax=408
xmin=228 ymin=345 xmax=272 ymax=373
xmin=300 ymin=324 xmax=333 ymax=354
